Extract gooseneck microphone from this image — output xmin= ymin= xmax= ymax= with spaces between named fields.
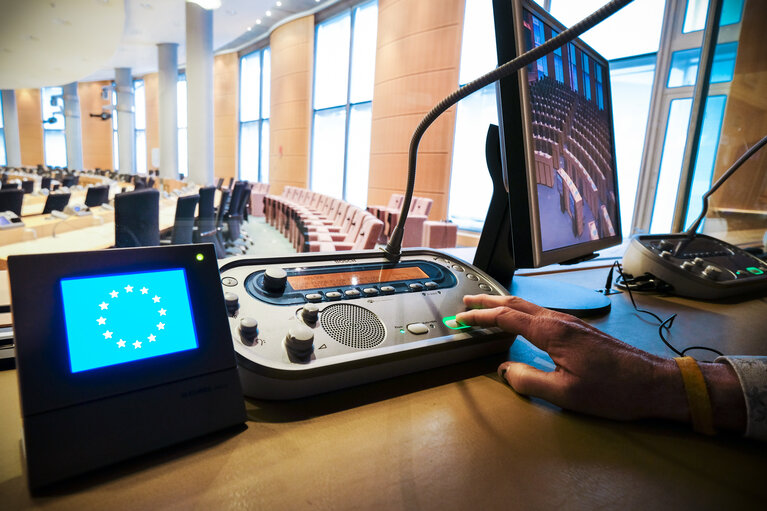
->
xmin=382 ymin=0 xmax=635 ymax=263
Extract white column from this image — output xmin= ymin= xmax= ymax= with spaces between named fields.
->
xmin=185 ymin=2 xmax=214 ymax=186
xmin=115 ymin=67 xmax=136 ymax=173
xmin=1 ymin=90 xmax=22 ymax=167
xmin=158 ymin=43 xmax=179 ymax=180
xmin=62 ymin=82 xmax=83 ymax=170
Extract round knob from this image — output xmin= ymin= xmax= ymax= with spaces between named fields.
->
xmin=659 ymin=240 xmax=674 ymax=252
xmin=660 ymin=250 xmax=673 ymax=260
xmin=703 ymin=265 xmax=722 ymax=280
xmin=263 ymin=267 xmax=287 ymax=293
xmin=239 ymin=317 xmax=259 ymax=344
xmin=224 ymin=292 xmax=239 ymax=315
xmin=681 ymin=261 xmax=696 ymax=271
xmin=693 ymin=257 xmax=706 ymax=267
xmin=286 ymin=325 xmax=314 ymax=359
xmin=301 ymin=303 xmax=319 ymax=324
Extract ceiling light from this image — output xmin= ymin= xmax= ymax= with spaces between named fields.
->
xmin=276 ymin=1 xmax=282 ymax=6
xmin=256 ymin=19 xmax=262 ymax=25
xmin=246 ymin=26 xmax=252 ymax=31
xmin=186 ymin=0 xmax=221 ymax=9
xmin=266 ymin=10 xmax=272 ymax=16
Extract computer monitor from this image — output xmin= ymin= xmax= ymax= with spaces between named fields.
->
xmin=475 ymin=0 xmax=623 ymax=314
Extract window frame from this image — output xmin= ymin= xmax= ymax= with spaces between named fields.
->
xmin=238 ymin=46 xmax=271 ymax=183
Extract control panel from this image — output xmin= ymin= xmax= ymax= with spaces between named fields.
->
xmin=622 ymin=233 xmax=767 ymax=299
xmin=218 ymin=249 xmax=514 ymax=399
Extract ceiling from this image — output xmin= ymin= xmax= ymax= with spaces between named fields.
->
xmin=0 ymin=0 xmax=333 ymax=90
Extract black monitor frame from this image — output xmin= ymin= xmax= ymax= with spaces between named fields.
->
xmin=484 ymin=0 xmax=622 ymax=270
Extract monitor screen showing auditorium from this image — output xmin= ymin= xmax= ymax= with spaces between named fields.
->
xmin=494 ymin=0 xmax=622 ymax=267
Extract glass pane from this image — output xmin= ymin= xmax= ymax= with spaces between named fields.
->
xmin=240 ymin=51 xmax=261 ymax=122
xmin=262 ymin=48 xmax=271 ymax=119
xmin=134 ymin=80 xmax=146 ymax=130
xmin=136 ymin=130 xmax=147 ymax=174
xmin=448 ymin=84 xmax=498 ymax=231
xmin=459 ymin=0 xmax=497 ymax=84
xmin=177 ymin=76 xmax=187 ymax=129
xmin=549 ymin=0 xmax=664 ymax=60
xmin=44 ymin=130 xmax=68 ymax=168
xmin=609 ymin=54 xmax=656 ymax=236
xmin=649 ymin=98 xmax=693 ymax=233
xmin=310 ymin=107 xmax=346 ymax=198
xmin=113 ymin=130 xmax=119 ymax=170
xmin=0 ymin=94 xmax=4 ymax=128
xmin=112 ymin=88 xmax=118 ymax=131
xmin=0 ymin=132 xmax=6 ymax=166
xmin=178 ymin=127 xmax=188 ymax=177
xmin=260 ymin=119 xmax=270 ymax=182
xmin=42 ymin=87 xmax=65 ymax=130
xmin=683 ymin=0 xmax=744 ymax=33
xmin=239 ymin=121 xmax=260 ymax=182
xmin=314 ymin=13 xmax=351 ymax=109
xmin=684 ymin=95 xmax=727 ymax=230
xmin=349 ymin=2 xmax=378 ymax=104
xmin=667 ymin=42 xmax=738 ymax=88
xmin=344 ymin=103 xmax=372 ymax=207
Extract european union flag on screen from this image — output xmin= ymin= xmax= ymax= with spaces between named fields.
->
xmin=60 ymin=268 xmax=199 ymax=373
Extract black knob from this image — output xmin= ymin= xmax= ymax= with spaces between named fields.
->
xmin=239 ymin=317 xmax=259 ymax=344
xmin=224 ymin=292 xmax=239 ymax=315
xmin=263 ymin=267 xmax=287 ymax=293
xmin=286 ymin=325 xmax=314 ymax=359
xmin=301 ymin=303 xmax=319 ymax=324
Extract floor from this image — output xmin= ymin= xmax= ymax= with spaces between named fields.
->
xmin=240 ymin=216 xmax=296 ymax=257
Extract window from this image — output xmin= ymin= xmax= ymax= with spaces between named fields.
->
xmin=568 ymin=44 xmax=579 ymax=92
xmin=42 ymin=87 xmax=67 ymax=168
xmin=532 ymin=17 xmax=548 ymax=77
xmin=552 ymin=30 xmax=564 ymax=83
xmin=310 ymin=1 xmax=377 ymax=207
xmin=178 ymin=74 xmax=188 ymax=177
xmin=582 ymin=53 xmax=591 ymax=101
xmin=0 ymin=94 xmax=5 ymax=166
xmin=682 ymin=0 xmax=744 ymax=33
xmin=134 ymin=79 xmax=147 ymax=174
xmin=667 ymin=42 xmax=738 ymax=88
xmin=239 ymin=47 xmax=271 ymax=182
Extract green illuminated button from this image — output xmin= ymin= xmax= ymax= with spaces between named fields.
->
xmin=443 ymin=316 xmax=470 ymax=329
xmin=746 ymin=267 xmax=764 ymax=275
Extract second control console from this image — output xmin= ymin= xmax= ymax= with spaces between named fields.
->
xmin=219 ymin=249 xmax=514 ymax=399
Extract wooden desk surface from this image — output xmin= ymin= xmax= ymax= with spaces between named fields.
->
xmin=0 ymin=265 xmax=765 ymax=509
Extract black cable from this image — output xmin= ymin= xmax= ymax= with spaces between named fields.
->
xmin=382 ymin=0 xmax=635 ymax=262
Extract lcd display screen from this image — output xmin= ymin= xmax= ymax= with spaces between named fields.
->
xmin=287 ymin=267 xmax=429 ymax=291
xmin=521 ymin=7 xmax=619 ymax=252
xmin=61 ymin=268 xmax=199 ymax=373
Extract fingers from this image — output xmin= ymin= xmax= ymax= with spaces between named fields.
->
xmin=463 ymin=294 xmax=545 ymax=316
xmin=498 ymin=361 xmax=563 ymax=405
xmin=456 ymin=305 xmax=533 ymax=337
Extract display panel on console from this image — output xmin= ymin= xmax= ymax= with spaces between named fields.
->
xmin=520 ymin=5 xmax=620 ymax=254
xmin=60 ymin=268 xmax=199 ymax=373
xmin=287 ymin=267 xmax=429 ymax=291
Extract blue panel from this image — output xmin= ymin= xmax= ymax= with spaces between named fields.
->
xmin=61 ymin=268 xmax=199 ymax=373
xmin=667 ymin=42 xmax=738 ymax=88
xmin=683 ymin=0 xmax=744 ymax=33
xmin=684 ymin=95 xmax=727 ymax=230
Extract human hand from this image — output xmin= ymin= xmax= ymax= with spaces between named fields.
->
xmin=455 ymin=294 xmax=745 ymax=431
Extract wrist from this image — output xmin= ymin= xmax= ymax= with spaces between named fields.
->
xmin=648 ymin=356 xmax=689 ymax=423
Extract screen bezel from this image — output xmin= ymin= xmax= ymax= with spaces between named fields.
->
xmin=494 ymin=0 xmax=622 ymax=268
xmin=9 ymin=244 xmax=236 ymax=417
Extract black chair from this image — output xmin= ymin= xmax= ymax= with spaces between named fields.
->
xmin=0 ymin=189 xmax=24 ymax=216
xmin=84 ymin=185 xmax=110 ymax=207
xmin=194 ymin=186 xmax=216 ymax=244
xmin=168 ymin=194 xmax=199 ymax=245
xmin=213 ymin=188 xmax=231 ymax=257
xmin=216 ymin=177 xmax=224 ymax=190
xmin=21 ymin=180 xmax=34 ymax=194
xmin=134 ymin=179 xmax=147 ymax=190
xmin=3 ymin=182 xmax=20 ymax=190
xmin=62 ymin=176 xmax=77 ymax=188
xmin=147 ymin=177 xmax=156 ymax=188
xmin=41 ymin=176 xmax=52 ymax=190
xmin=114 ymin=188 xmax=160 ymax=248
xmin=42 ymin=193 xmax=71 ymax=214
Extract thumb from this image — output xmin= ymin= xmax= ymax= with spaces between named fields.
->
xmin=498 ymin=361 xmax=562 ymax=404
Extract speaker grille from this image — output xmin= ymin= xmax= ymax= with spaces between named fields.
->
xmin=320 ymin=304 xmax=386 ymax=350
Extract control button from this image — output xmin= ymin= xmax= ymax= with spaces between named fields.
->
xmin=466 ymin=273 xmax=478 ymax=281
xmin=409 ymin=283 xmax=424 ymax=291
xmin=681 ymin=261 xmax=696 ymax=271
xmin=362 ymin=287 xmax=379 ymax=296
xmin=224 ymin=292 xmax=239 ymax=316
xmin=478 ymin=283 xmax=492 ymax=292
xmin=693 ymin=257 xmax=706 ymax=267
xmin=263 ymin=267 xmax=288 ymax=293
xmin=659 ymin=240 xmax=674 ymax=252
xmin=660 ymin=250 xmax=673 ymax=260
xmin=702 ymin=265 xmax=722 ymax=280
xmin=301 ymin=303 xmax=319 ymax=324
xmin=406 ymin=323 xmax=429 ymax=335
xmin=305 ymin=293 xmax=323 ymax=303
xmin=239 ymin=317 xmax=259 ymax=344
xmin=380 ymin=285 xmax=395 ymax=294
xmin=221 ymin=276 xmax=238 ymax=287
xmin=452 ymin=264 xmax=464 ymax=272
xmin=424 ymin=281 xmax=438 ymax=289
xmin=746 ymin=266 xmax=765 ymax=275
xmin=443 ymin=316 xmax=470 ymax=330
xmin=344 ymin=289 xmax=361 ymax=298
xmin=325 ymin=291 xmax=342 ymax=300
xmin=286 ymin=325 xmax=314 ymax=358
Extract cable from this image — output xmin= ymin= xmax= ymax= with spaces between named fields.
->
xmin=610 ymin=261 xmax=723 ymax=360
xmin=382 ymin=0 xmax=635 ymax=262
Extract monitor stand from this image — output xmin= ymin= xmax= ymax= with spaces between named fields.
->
xmin=473 ymin=125 xmax=610 ymax=318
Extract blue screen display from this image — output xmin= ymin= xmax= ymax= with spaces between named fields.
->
xmin=61 ymin=268 xmax=199 ymax=373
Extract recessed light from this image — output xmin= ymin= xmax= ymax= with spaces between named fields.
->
xmin=256 ymin=19 xmax=262 ymax=24
xmin=266 ymin=10 xmax=272 ymax=16
xmin=246 ymin=26 xmax=252 ymax=31
xmin=276 ymin=1 xmax=282 ymax=6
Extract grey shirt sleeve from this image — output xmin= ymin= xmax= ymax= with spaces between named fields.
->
xmin=716 ymin=356 xmax=767 ymax=441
